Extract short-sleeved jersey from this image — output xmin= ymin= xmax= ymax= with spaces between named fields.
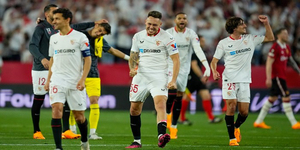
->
xmin=82 ymin=31 xmax=111 ymax=78
xmin=213 ymin=34 xmax=265 ymax=83
xmin=29 ymin=21 xmax=95 ymax=71
xmin=49 ymin=29 xmax=90 ymax=89
xmin=268 ymin=41 xmax=291 ymax=80
xmin=131 ymin=28 xmax=178 ymax=73
xmin=166 ymin=27 xmax=200 ymax=75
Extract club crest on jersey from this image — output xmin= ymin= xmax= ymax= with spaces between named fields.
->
xmin=70 ymin=40 xmax=75 ymax=45
xmin=46 ymin=28 xmax=51 ymax=34
xmin=156 ymin=40 xmax=161 ymax=46
xmin=243 ymin=40 xmax=248 ymax=45
xmin=286 ymin=49 xmax=289 ymax=54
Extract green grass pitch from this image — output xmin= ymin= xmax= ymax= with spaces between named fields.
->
xmin=0 ymin=108 xmax=299 ymax=150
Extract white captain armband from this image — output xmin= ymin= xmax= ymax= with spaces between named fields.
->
xmin=82 ymin=49 xmax=91 ymax=57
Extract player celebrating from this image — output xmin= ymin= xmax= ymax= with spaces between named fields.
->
xmin=165 ymin=12 xmax=210 ymax=139
xmin=210 ymin=15 xmax=274 ymax=146
xmin=180 ymin=35 xmax=222 ymax=125
xmin=254 ymin=28 xmax=300 ymax=129
xmin=126 ymin=10 xmax=180 ymax=148
xmin=44 ymin=8 xmax=91 ymax=150
xmin=66 ymin=22 xmax=130 ymax=140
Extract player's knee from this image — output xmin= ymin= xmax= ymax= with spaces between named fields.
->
xmin=239 ymin=111 xmax=248 ymax=116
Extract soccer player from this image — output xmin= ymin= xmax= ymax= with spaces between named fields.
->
xmin=66 ymin=22 xmax=130 ymax=140
xmin=29 ymin=4 xmax=103 ymax=139
xmin=165 ymin=12 xmax=210 ymax=139
xmin=254 ymin=28 xmax=300 ymax=129
xmin=210 ymin=15 xmax=274 ymax=146
xmin=126 ymin=10 xmax=180 ymax=148
xmin=180 ymin=35 xmax=222 ymax=125
xmin=44 ymin=8 xmax=91 ymax=150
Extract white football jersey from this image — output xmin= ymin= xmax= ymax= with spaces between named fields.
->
xmin=166 ymin=27 xmax=200 ymax=74
xmin=131 ymin=28 xmax=178 ymax=73
xmin=213 ymin=34 xmax=264 ymax=83
xmin=49 ymin=29 xmax=90 ymax=89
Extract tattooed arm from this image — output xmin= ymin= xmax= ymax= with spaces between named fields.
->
xmin=129 ymin=51 xmax=139 ymax=77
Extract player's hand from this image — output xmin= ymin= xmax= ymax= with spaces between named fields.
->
xmin=44 ymin=82 xmax=49 ymax=91
xmin=258 ymin=15 xmax=269 ymax=25
xmin=77 ymin=79 xmax=85 ymax=91
xmin=167 ymin=81 xmax=177 ymax=90
xmin=95 ymin=19 xmax=108 ymax=24
xmin=129 ymin=69 xmax=137 ymax=77
xmin=41 ymin=58 xmax=49 ymax=69
xmin=201 ymin=76 xmax=209 ymax=83
xmin=212 ymin=71 xmax=220 ymax=81
xmin=265 ymin=78 xmax=272 ymax=88
xmin=36 ymin=18 xmax=44 ymax=24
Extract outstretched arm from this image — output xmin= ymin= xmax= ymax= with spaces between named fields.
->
xmin=258 ymin=15 xmax=275 ymax=43
xmin=107 ymin=47 xmax=130 ymax=60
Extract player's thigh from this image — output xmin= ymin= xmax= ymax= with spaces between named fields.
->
xmin=149 ymin=73 xmax=168 ymax=98
xmin=67 ymin=89 xmax=87 ymax=111
xmin=49 ymin=84 xmax=67 ymax=106
xmin=130 ymin=74 xmax=150 ymax=103
xmin=222 ymin=82 xmax=237 ymax=100
xmin=236 ymin=83 xmax=250 ymax=103
xmin=271 ymin=78 xmax=290 ymax=97
xmin=32 ymin=70 xmax=49 ymax=95
xmin=175 ymin=73 xmax=188 ymax=92
xmin=85 ymin=78 xmax=101 ymax=97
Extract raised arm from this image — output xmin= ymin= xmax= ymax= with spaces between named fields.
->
xmin=258 ymin=15 xmax=275 ymax=43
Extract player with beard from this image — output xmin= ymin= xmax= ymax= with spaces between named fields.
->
xmin=165 ymin=12 xmax=210 ymax=139
xmin=253 ymin=28 xmax=300 ymax=129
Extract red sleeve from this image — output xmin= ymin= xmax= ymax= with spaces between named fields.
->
xmin=268 ymin=43 xmax=277 ymax=58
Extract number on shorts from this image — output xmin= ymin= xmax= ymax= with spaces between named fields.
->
xmin=39 ymin=78 xmax=46 ymax=85
xmin=227 ymin=83 xmax=236 ymax=90
xmin=130 ymin=84 xmax=138 ymax=93
xmin=52 ymin=86 xmax=58 ymax=93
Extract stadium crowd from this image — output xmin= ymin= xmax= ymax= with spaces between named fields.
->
xmin=0 ymin=0 xmax=300 ymax=65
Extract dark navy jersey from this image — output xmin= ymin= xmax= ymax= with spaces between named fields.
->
xmin=29 ymin=20 xmax=95 ymax=71
xmin=82 ymin=31 xmax=111 ymax=78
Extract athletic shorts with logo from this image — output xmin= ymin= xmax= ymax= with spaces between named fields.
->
xmin=49 ymin=84 xmax=86 ymax=111
xmin=130 ymin=72 xmax=168 ymax=102
xmin=222 ymin=82 xmax=250 ymax=103
xmin=270 ymin=77 xmax=290 ymax=97
xmin=32 ymin=70 xmax=49 ymax=95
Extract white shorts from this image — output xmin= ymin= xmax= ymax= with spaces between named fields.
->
xmin=222 ymin=82 xmax=250 ymax=103
xmin=32 ymin=70 xmax=49 ymax=95
xmin=129 ymin=72 xmax=168 ymax=102
xmin=168 ymin=71 xmax=188 ymax=92
xmin=49 ymin=84 xmax=87 ymax=111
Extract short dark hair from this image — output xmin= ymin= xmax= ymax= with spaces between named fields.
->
xmin=53 ymin=8 xmax=73 ymax=24
xmin=225 ymin=17 xmax=244 ymax=34
xmin=44 ymin=4 xmax=57 ymax=13
xmin=99 ymin=23 xmax=111 ymax=35
xmin=175 ymin=12 xmax=186 ymax=18
xmin=147 ymin=11 xmax=162 ymax=19
xmin=275 ymin=27 xmax=286 ymax=37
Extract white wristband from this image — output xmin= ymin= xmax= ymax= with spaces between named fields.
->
xmin=124 ymin=55 xmax=130 ymax=61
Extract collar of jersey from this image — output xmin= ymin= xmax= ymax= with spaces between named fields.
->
xmin=59 ymin=28 xmax=73 ymax=36
xmin=229 ymin=35 xmax=242 ymax=40
xmin=147 ymin=28 xmax=160 ymax=36
xmin=174 ymin=26 xmax=186 ymax=33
